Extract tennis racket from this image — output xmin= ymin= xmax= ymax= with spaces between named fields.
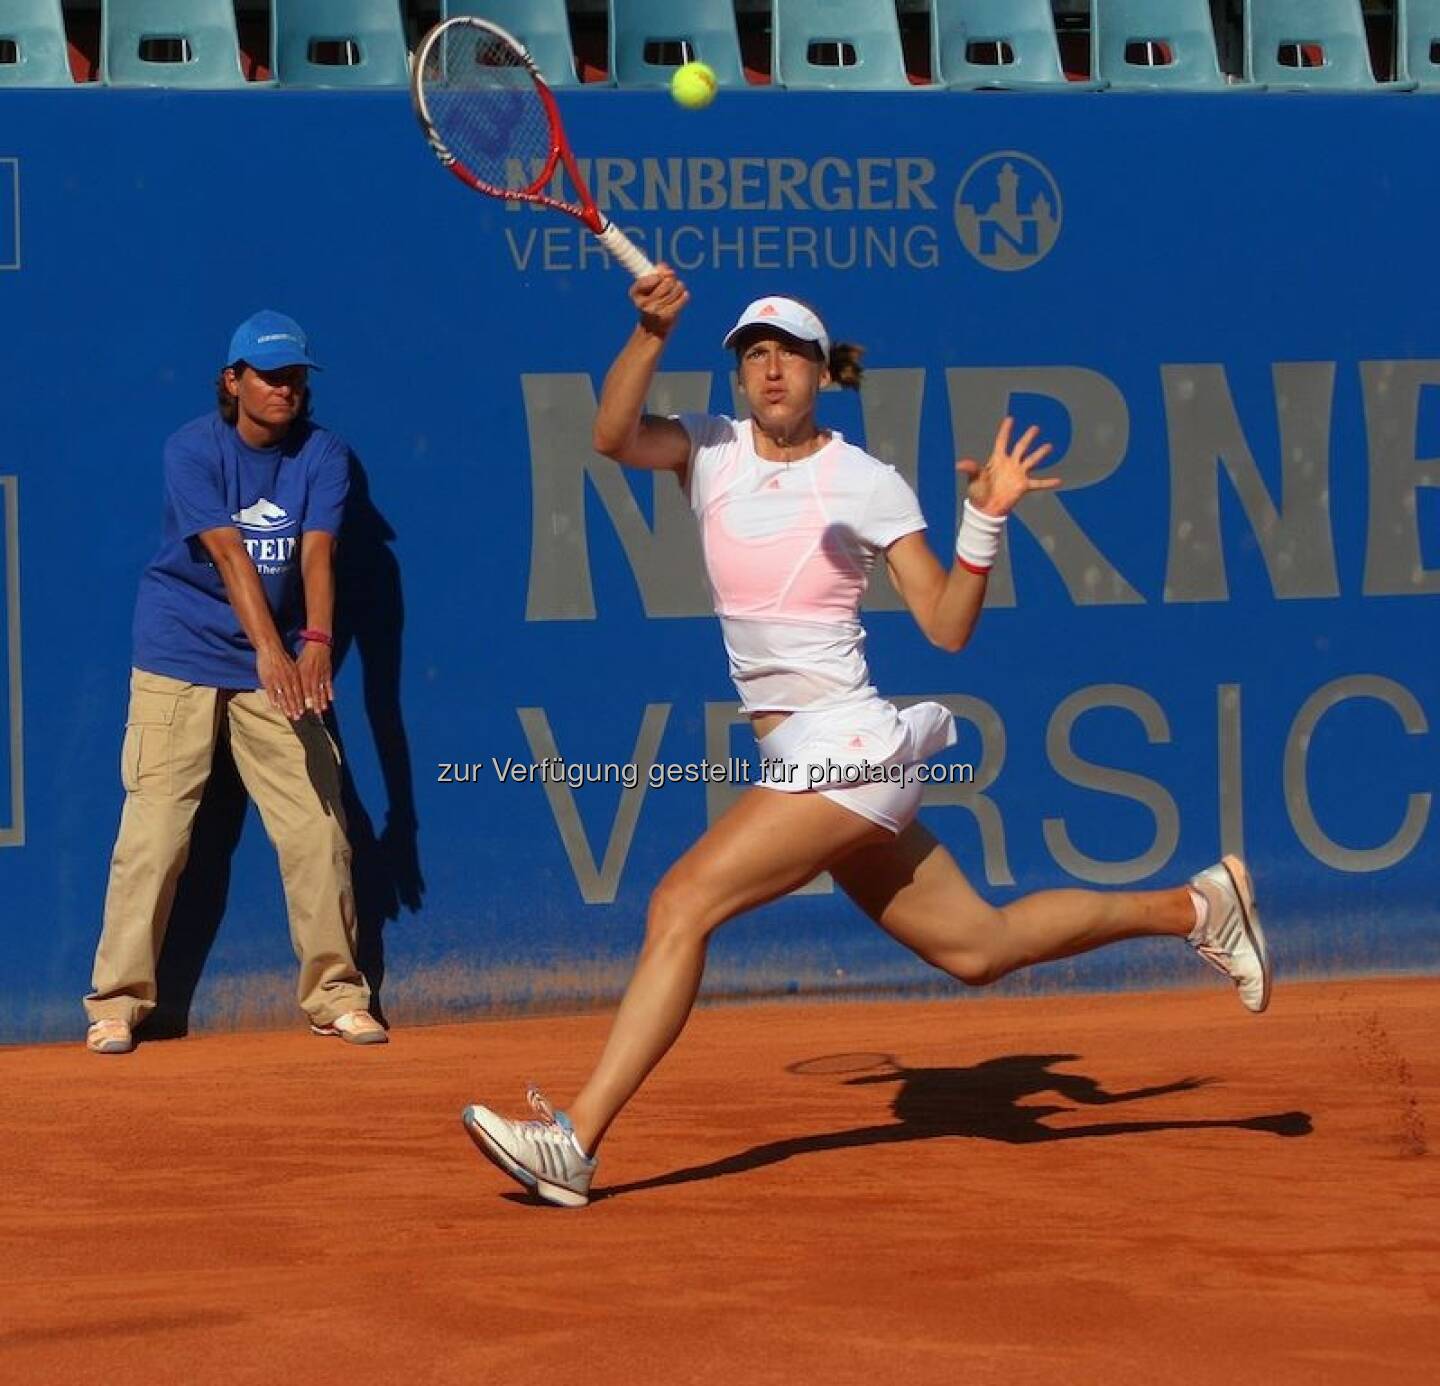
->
xmin=411 ymin=17 xmax=656 ymax=279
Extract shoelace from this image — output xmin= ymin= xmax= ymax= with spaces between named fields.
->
xmin=1193 ymin=943 xmax=1237 ymax=978
xmin=516 ymin=1086 xmax=572 ymax=1145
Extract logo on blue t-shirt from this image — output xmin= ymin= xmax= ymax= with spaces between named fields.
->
xmin=231 ymin=497 xmax=297 ymax=574
xmin=233 ymin=497 xmax=290 ymax=532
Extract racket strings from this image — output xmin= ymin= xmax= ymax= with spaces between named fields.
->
xmin=422 ymin=28 xmax=556 ymax=197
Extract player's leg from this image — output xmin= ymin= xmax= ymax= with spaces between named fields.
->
xmin=832 ymin=825 xmax=1189 ymax=982
xmin=225 ymin=695 xmax=380 ymax=1040
xmin=462 ymin=787 xmax=888 ymax=1204
xmin=832 ymin=826 xmax=1266 ymax=1008
xmin=568 ymin=788 xmax=889 ymax=1150
xmin=85 ymin=672 xmax=223 ymax=1051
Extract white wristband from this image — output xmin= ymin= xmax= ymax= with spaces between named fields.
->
xmin=955 ymin=500 xmax=1006 ymax=573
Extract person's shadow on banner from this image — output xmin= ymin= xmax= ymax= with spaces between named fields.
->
xmin=329 ymin=455 xmax=424 ymax=1026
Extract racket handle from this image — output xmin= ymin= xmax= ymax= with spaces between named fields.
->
xmin=597 ymin=221 xmax=657 ymax=280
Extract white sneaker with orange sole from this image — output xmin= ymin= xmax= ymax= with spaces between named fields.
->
xmin=1188 ymin=855 xmax=1272 ymax=1013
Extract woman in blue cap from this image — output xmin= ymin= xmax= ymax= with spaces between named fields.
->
xmin=82 ymin=310 xmax=386 ymax=1054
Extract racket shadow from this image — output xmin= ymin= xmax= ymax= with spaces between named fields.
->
xmin=596 ymin=1052 xmax=1313 ymax=1201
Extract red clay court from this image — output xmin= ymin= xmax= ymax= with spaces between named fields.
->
xmin=3 ymin=976 xmax=1435 ymax=1385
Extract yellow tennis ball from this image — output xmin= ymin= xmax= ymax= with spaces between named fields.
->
xmin=671 ymin=61 xmax=717 ymax=110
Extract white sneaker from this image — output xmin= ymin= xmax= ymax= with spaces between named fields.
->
xmin=85 ymin=1018 xmax=134 ymax=1054
xmin=462 ymin=1088 xmax=597 ymax=1208
xmin=1188 ymin=855 xmax=1272 ymax=1013
xmin=310 ymin=1009 xmax=389 ymax=1045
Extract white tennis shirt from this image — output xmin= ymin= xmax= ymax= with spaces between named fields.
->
xmin=679 ymin=413 xmax=927 ymax=713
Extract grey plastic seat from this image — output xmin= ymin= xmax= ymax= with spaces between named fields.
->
xmin=443 ymin=1 xmax=581 ymax=87
xmin=1398 ymin=0 xmax=1440 ymax=86
xmin=0 ymin=0 xmax=74 ymax=86
xmin=1244 ymin=0 xmax=1416 ymax=89
xmin=772 ymin=0 xmax=912 ymax=89
xmin=1093 ymin=0 xmax=1233 ymax=88
xmin=609 ymin=0 xmax=746 ymax=88
xmin=273 ymin=0 xmax=409 ymax=88
xmin=101 ymin=0 xmax=248 ymax=87
xmin=933 ymin=0 xmax=1103 ymax=89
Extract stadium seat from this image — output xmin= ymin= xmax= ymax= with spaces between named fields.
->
xmin=273 ymin=0 xmax=409 ymax=88
xmin=1398 ymin=0 xmax=1440 ymax=86
xmin=609 ymin=0 xmax=747 ymax=88
xmin=772 ymin=0 xmax=912 ymax=89
xmin=1244 ymin=0 xmax=1416 ymax=89
xmin=101 ymin=0 xmax=249 ymax=87
xmin=442 ymin=1 xmax=581 ymax=87
xmin=0 ymin=0 xmax=74 ymax=85
xmin=932 ymin=0 xmax=1102 ymax=89
xmin=1092 ymin=0 xmax=1233 ymax=88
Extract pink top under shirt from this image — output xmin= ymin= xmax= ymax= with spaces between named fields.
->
xmin=678 ymin=413 xmax=927 ymax=713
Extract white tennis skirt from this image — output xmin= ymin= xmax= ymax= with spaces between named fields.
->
xmin=753 ymin=695 xmax=957 ymax=834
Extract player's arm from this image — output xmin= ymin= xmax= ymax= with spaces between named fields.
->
xmin=888 ymin=418 xmax=1058 ymax=653
xmin=592 ymin=264 xmax=692 ymax=475
xmin=197 ymin=527 xmax=306 ymax=720
xmin=886 ymin=535 xmax=987 ymax=654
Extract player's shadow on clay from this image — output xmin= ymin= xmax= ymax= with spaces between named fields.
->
xmin=593 ymin=1052 xmax=1313 ymax=1201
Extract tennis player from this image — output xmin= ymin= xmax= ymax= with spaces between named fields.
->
xmin=462 ymin=269 xmax=1270 ymax=1205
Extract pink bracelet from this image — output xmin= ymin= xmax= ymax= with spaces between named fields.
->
xmin=298 ymin=628 xmax=333 ymax=647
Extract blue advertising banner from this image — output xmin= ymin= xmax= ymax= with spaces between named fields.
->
xmin=0 ymin=158 xmax=17 ymax=270
xmin=0 ymin=476 xmax=18 ymax=846
xmin=0 ymin=89 xmax=1436 ymax=1042
xmin=0 ymin=159 xmax=16 ymax=270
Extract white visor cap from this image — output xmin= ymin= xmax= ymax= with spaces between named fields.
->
xmin=722 ymin=296 xmax=831 ymax=362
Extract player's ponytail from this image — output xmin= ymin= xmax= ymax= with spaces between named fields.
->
xmin=828 ymin=341 xmax=865 ymax=392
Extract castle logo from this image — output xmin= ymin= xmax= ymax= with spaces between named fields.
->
xmin=954 ymin=152 xmax=1062 ymax=272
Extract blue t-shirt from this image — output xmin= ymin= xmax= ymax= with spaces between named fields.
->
xmin=132 ymin=413 xmax=350 ymax=689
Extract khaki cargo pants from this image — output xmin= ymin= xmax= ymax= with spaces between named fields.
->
xmin=85 ymin=669 xmax=370 ymax=1029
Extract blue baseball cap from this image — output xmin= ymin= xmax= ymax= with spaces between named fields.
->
xmin=226 ymin=310 xmax=322 ymax=371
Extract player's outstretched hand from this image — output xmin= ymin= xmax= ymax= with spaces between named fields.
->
xmin=958 ymin=416 xmax=1059 ymax=518
xmin=631 ymin=263 xmax=689 ymax=339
